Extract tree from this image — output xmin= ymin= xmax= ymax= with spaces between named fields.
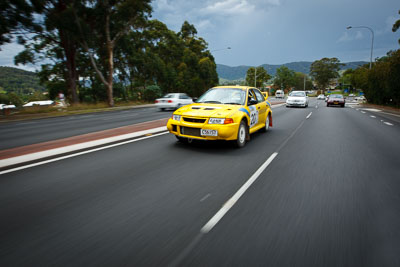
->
xmin=14 ymin=0 xmax=82 ymax=104
xmin=392 ymin=10 xmax=400 ymax=45
xmin=309 ymin=57 xmax=343 ymax=93
xmin=73 ymin=0 xmax=152 ymax=106
xmin=293 ymin=72 xmax=313 ymax=91
xmin=273 ymin=66 xmax=295 ymax=90
xmin=245 ymin=67 xmax=271 ymax=88
xmin=0 ymin=0 xmax=42 ymax=48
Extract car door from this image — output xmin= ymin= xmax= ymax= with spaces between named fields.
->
xmin=253 ymin=89 xmax=267 ymax=126
xmin=247 ymin=89 xmax=264 ymax=129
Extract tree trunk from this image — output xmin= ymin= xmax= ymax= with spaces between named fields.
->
xmin=106 ymin=42 xmax=114 ymax=107
xmin=61 ymin=33 xmax=79 ymax=104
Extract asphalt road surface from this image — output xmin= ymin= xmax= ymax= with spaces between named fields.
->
xmin=1 ymin=99 xmax=399 ymax=266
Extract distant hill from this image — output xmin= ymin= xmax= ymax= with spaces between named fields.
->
xmin=217 ymin=61 xmax=367 ymax=80
xmin=0 ymin=66 xmax=44 ymax=94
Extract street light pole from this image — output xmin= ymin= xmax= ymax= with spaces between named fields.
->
xmin=346 ymin=26 xmax=374 ymax=69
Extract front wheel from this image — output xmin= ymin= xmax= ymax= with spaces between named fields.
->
xmin=235 ymin=120 xmax=247 ymax=148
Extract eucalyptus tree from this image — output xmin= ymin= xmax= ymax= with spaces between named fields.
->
xmin=310 ymin=58 xmax=342 ymax=93
xmin=14 ymin=0 xmax=82 ymax=103
xmin=0 ymin=0 xmax=42 ymax=47
xmin=73 ymin=0 xmax=152 ymax=106
xmin=273 ymin=66 xmax=295 ymax=90
xmin=246 ymin=67 xmax=271 ymax=88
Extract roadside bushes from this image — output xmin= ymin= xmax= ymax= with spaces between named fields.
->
xmin=351 ymin=49 xmax=400 ymax=107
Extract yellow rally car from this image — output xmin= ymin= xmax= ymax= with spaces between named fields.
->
xmin=166 ymin=86 xmax=272 ymax=147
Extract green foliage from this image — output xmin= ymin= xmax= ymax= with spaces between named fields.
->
xmin=5 ymin=3 xmax=218 ymax=105
xmin=392 ymin=10 xmax=400 ymax=45
xmin=0 ymin=67 xmax=45 ymax=94
xmin=0 ymin=0 xmax=42 ymax=46
xmin=0 ymin=94 xmax=9 ymax=104
xmin=143 ymin=85 xmax=162 ymax=102
xmin=350 ymin=50 xmax=400 ymax=107
xmin=273 ymin=66 xmax=296 ymax=90
xmin=245 ymin=67 xmax=271 ymax=87
xmin=310 ymin=58 xmax=343 ymax=91
xmin=8 ymin=92 xmax=24 ymax=107
xmin=293 ymin=72 xmax=313 ymax=91
xmin=28 ymin=91 xmax=48 ymax=102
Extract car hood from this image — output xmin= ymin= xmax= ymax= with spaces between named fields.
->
xmin=173 ymin=103 xmax=239 ymax=118
xmin=287 ymin=96 xmax=306 ymax=101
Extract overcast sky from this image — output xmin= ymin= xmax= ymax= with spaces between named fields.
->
xmin=0 ymin=0 xmax=399 ymax=71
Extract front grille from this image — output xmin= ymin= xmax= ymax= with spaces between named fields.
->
xmin=180 ymin=126 xmax=201 ymax=137
xmin=183 ymin=117 xmax=206 ymax=123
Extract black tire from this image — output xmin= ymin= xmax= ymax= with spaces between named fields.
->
xmin=261 ymin=114 xmax=270 ymax=132
xmin=235 ymin=120 xmax=247 ymax=148
xmin=160 ymin=108 xmax=165 ymax=111
xmin=341 ymin=104 xmax=345 ymax=108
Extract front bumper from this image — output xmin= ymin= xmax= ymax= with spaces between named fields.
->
xmin=156 ymin=102 xmax=179 ymax=109
xmin=286 ymin=101 xmax=307 ymax=107
xmin=327 ymin=101 xmax=345 ymax=106
xmin=167 ymin=118 xmax=239 ymax=141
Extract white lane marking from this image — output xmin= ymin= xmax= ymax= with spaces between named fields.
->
xmin=306 ymin=112 xmax=312 ymax=119
xmin=363 ymin=108 xmax=381 ymax=112
xmin=0 ymin=130 xmax=168 ymax=175
xmin=370 ymin=115 xmax=376 ymax=118
xmin=200 ymin=194 xmax=211 ymax=202
xmin=379 ymin=111 xmax=400 ymax=118
xmin=315 ymin=105 xmax=318 ymax=109
xmin=361 ymin=111 xmax=366 ymax=114
xmin=201 ymin=152 xmax=278 ymax=234
xmin=384 ymin=122 xmax=394 ymax=126
xmin=356 ymin=109 xmax=359 ymax=111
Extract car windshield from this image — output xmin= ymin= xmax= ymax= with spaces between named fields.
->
xmin=290 ymin=91 xmax=306 ymax=97
xmin=196 ymin=88 xmax=246 ymax=105
xmin=330 ymin=94 xmax=343 ymax=99
xmin=162 ymin=94 xmax=176 ymax=98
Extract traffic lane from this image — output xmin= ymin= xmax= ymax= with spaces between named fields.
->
xmin=0 ymin=107 xmax=173 ymax=150
xmin=353 ymin=107 xmax=400 ymax=126
xmin=182 ymin=103 xmax=400 ymax=266
xmin=0 ymin=105 xmax=313 ymax=266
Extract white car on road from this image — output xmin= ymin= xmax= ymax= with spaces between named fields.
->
xmin=155 ymin=93 xmax=193 ymax=111
xmin=317 ymin=94 xmax=325 ymax=100
xmin=286 ymin=91 xmax=309 ymax=108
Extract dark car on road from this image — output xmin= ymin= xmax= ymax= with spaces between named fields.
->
xmin=327 ymin=94 xmax=345 ymax=107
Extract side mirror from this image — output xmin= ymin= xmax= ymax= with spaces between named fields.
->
xmin=263 ymin=92 xmax=268 ymax=99
xmin=192 ymin=97 xmax=198 ymax=102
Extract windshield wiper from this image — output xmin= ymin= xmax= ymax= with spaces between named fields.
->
xmin=223 ymin=102 xmax=241 ymax=105
xmin=203 ymin=100 xmax=221 ymax=104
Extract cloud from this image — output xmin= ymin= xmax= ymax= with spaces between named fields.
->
xmin=200 ymin=0 xmax=255 ymax=16
xmin=337 ymin=31 xmax=364 ymax=43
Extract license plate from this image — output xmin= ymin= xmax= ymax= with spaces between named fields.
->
xmin=334 ymin=102 xmax=338 ymax=104
xmin=201 ymin=129 xmax=218 ymax=136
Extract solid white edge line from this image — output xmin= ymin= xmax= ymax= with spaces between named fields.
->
xmin=306 ymin=112 xmax=312 ymax=119
xmin=200 ymin=152 xmax=278 ymax=234
xmin=384 ymin=122 xmax=394 ymax=126
xmin=0 ymin=126 xmax=167 ymax=169
xmin=0 ymin=131 xmax=168 ymax=175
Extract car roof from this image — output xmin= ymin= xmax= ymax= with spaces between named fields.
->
xmin=213 ymin=86 xmax=255 ymax=90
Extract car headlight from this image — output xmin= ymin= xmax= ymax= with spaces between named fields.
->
xmin=208 ymin=118 xmax=225 ymax=124
xmin=172 ymin=115 xmax=181 ymax=121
